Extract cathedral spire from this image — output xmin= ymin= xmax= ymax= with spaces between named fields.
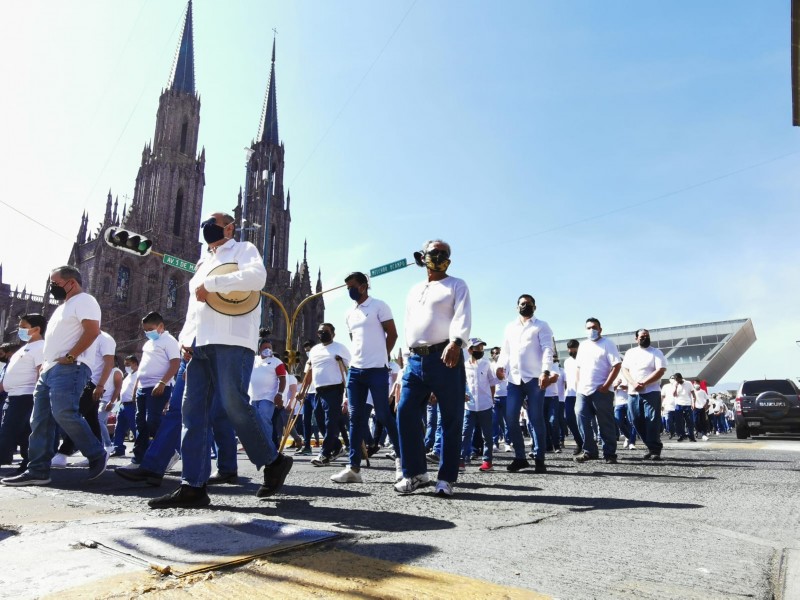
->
xmin=168 ymin=1 xmax=195 ymax=94
xmin=258 ymin=36 xmax=279 ymax=145
xmin=103 ymin=191 xmax=113 ymax=225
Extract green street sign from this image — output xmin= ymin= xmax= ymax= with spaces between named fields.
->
xmin=162 ymin=254 xmax=197 ymax=273
xmin=370 ymin=258 xmax=408 ymax=278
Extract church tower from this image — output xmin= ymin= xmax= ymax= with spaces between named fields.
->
xmin=69 ymin=1 xmax=204 ymax=353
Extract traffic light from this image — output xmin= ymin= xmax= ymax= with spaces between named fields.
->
xmin=103 ymin=227 xmax=153 ymax=256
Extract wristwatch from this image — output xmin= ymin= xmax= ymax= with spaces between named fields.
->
xmin=452 ymin=338 xmax=463 ymax=348
xmin=65 ymin=353 xmax=75 ymax=363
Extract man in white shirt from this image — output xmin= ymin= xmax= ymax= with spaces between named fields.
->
xmin=299 ymin=323 xmax=351 ymax=467
xmin=0 ymin=314 xmax=46 ymax=475
xmin=396 ymin=239 xmax=471 ymax=498
xmin=692 ymin=380 xmax=710 ymax=440
xmin=332 ymin=271 xmax=400 ymax=485
xmin=461 ymin=338 xmax=498 ymax=471
xmin=543 ymin=356 xmax=562 ymax=453
xmin=622 ymin=328 xmax=667 ymax=459
xmin=110 ymin=355 xmax=139 ymax=457
xmin=3 ymin=265 xmax=106 ymax=486
xmin=149 ymin=213 xmax=291 ymax=508
xmin=489 ymin=347 xmax=510 ymax=451
xmin=672 ymin=372 xmax=697 ymax=442
xmin=249 ymin=338 xmax=287 ymax=466
xmin=574 ymin=317 xmax=622 ymax=464
xmin=496 ymin=294 xmax=553 ymax=474
xmin=132 ymin=312 xmax=181 ymax=464
xmin=563 ymin=339 xmax=584 ymax=455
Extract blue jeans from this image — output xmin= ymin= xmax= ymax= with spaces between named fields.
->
xmin=614 ymin=404 xmax=636 ymax=444
xmin=397 ymin=351 xmax=465 ymax=483
xmin=628 ymin=392 xmax=662 ymax=455
xmin=0 ymin=395 xmax=33 ymax=468
xmin=302 ymin=393 xmax=325 ymax=449
xmin=113 ymin=402 xmax=136 ymax=454
xmin=674 ymin=405 xmax=696 ymax=440
xmin=141 ymin=360 xmax=186 ymax=473
xmin=506 ymin=379 xmax=546 ymax=461
xmin=425 ymin=402 xmax=439 ymax=451
xmin=544 ymin=395 xmax=561 ymax=451
xmin=492 ymin=396 xmax=508 ymax=445
xmin=252 ymin=400 xmax=279 ymax=465
xmin=133 ymin=385 xmax=172 ymax=462
xmin=316 ymin=384 xmax=345 ymax=458
xmin=347 ymin=367 xmax=400 ymax=468
xmin=576 ymin=390 xmax=617 ymax=458
xmin=27 ymin=363 xmax=102 ymax=477
xmin=181 ymin=344 xmax=271 ymax=487
xmin=564 ymin=395 xmax=583 ymax=448
xmin=462 ymin=408 xmax=493 ymax=462
xmin=98 ymin=405 xmax=112 ymax=448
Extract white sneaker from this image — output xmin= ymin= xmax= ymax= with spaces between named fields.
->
xmin=166 ymin=450 xmax=181 ymax=471
xmin=493 ymin=444 xmax=500 ymax=452
xmin=503 ymin=444 xmax=513 ymax=452
xmin=621 ymin=442 xmax=629 ymax=450
xmin=74 ymin=457 xmax=90 ymax=467
xmin=330 ymin=466 xmax=363 ymax=483
xmin=51 ymin=453 xmax=69 ymax=469
xmin=628 ymin=444 xmax=636 ymax=451
xmin=702 ymin=435 xmax=709 ymax=441
xmin=435 ymin=480 xmax=453 ymax=497
xmin=395 ymin=458 xmax=403 ymax=482
xmin=394 ymin=472 xmax=430 ymax=494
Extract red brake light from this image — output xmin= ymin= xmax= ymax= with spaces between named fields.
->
xmin=735 ymin=397 xmax=742 ymax=414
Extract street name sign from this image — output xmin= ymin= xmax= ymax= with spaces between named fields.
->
xmin=370 ymin=258 xmax=408 ymax=278
xmin=163 ymin=254 xmax=197 ymax=273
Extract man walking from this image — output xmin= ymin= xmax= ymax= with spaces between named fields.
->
xmin=395 ymin=239 xmax=471 ymax=497
xmin=672 ymin=372 xmax=697 ymax=442
xmin=622 ymin=328 xmax=667 ymax=459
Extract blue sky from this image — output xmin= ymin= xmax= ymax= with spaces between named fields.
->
xmin=1 ymin=1 xmax=798 ymax=383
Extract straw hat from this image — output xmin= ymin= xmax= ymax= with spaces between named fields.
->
xmin=204 ymin=263 xmax=261 ymax=316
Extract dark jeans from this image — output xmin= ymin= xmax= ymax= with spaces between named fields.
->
xmin=57 ymin=381 xmax=100 ymax=455
xmin=302 ymin=393 xmax=326 ymax=448
xmin=0 ymin=395 xmax=34 ymax=468
xmin=507 ymin=379 xmax=546 ymax=461
xmin=133 ymin=385 xmax=172 ymax=462
xmin=576 ymin=390 xmax=617 ymax=459
xmin=347 ymin=367 xmax=400 ymax=469
xmin=140 ymin=359 xmax=186 ymax=473
xmin=492 ymin=396 xmax=508 ymax=445
xmin=112 ymin=402 xmax=136 ymax=454
xmin=614 ymin=404 xmax=636 ymax=444
xmin=544 ymin=395 xmax=561 ymax=451
xmin=564 ymin=395 xmax=583 ymax=448
xmin=674 ymin=405 xmax=696 ymax=440
xmin=628 ymin=392 xmax=662 ymax=455
xmin=316 ymin=384 xmax=345 ymax=458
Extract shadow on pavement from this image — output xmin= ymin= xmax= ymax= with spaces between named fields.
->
xmin=454 ymin=491 xmax=703 ymax=512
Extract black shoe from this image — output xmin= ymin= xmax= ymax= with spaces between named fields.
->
xmin=643 ymin=453 xmax=661 ymax=461
xmin=534 ymin=459 xmax=547 ymax=474
xmin=366 ymin=445 xmax=380 ymax=458
xmin=668 ymin=434 xmax=674 ymax=439
xmin=207 ymin=470 xmax=239 ymax=485
xmin=689 ymin=438 xmax=697 ymax=442
xmin=110 ymin=449 xmax=125 ymax=457
xmin=87 ymin=452 xmax=108 ymax=481
xmin=574 ymin=452 xmax=596 ymax=463
xmin=257 ymin=453 xmax=294 ymax=498
xmin=572 ymin=446 xmax=583 ymax=456
xmin=677 ymin=436 xmax=686 ymax=442
xmin=506 ymin=458 xmax=531 ymax=472
xmin=148 ymin=484 xmax=210 ymax=509
xmin=115 ymin=466 xmax=163 ymax=486
xmin=527 ymin=452 xmax=535 ymax=460
xmin=604 ymin=455 xmax=618 ymax=464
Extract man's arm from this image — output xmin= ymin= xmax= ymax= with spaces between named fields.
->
xmin=105 ymin=370 xmax=124 ymax=412
xmin=153 ymin=358 xmax=181 ymax=398
xmin=443 ymin=280 xmax=471 ymax=368
xmin=275 ymin=374 xmax=287 ymax=408
xmin=57 ymin=319 xmax=100 ymax=365
xmin=382 ymin=319 xmax=399 ymax=357
xmin=598 ymin=363 xmax=622 ymax=393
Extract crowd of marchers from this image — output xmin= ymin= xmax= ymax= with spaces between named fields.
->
xmin=0 ymin=214 xmax=737 ymax=504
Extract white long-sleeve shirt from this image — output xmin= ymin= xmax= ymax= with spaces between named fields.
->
xmin=404 ymin=275 xmax=471 ymax=348
xmin=179 ymin=238 xmax=267 ymax=353
xmin=497 ymin=317 xmax=554 ymax=385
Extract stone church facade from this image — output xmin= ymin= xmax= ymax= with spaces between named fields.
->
xmin=0 ymin=1 xmax=324 ymax=363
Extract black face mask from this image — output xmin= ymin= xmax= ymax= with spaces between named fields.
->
xmin=318 ymin=331 xmax=332 ymax=344
xmin=472 ymin=350 xmax=484 ymax=360
xmin=201 ymin=218 xmax=226 ymax=244
xmin=568 ymin=351 xmax=577 ymax=358
xmin=638 ymin=337 xmax=651 ymax=348
xmin=518 ymin=305 xmax=534 ymax=318
xmin=50 ymin=282 xmax=68 ymax=301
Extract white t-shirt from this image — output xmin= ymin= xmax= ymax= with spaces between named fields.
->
xmin=575 ymin=337 xmax=622 ymax=396
xmin=621 ymin=346 xmax=667 ymax=395
xmin=91 ymin=331 xmax=117 ymax=385
xmin=137 ymin=331 xmax=181 ymax=388
xmin=661 ymin=384 xmax=676 ymax=411
xmin=613 ymin=383 xmax=629 ymax=407
xmin=545 ymin=364 xmax=563 ymax=397
xmin=465 ymin=356 xmax=499 ymax=412
xmin=100 ymin=367 xmax=123 ymax=403
xmin=42 ymin=292 xmax=102 ymax=373
xmin=564 ymin=355 xmax=578 ymax=396
xmin=307 ymin=341 xmax=351 ymax=388
xmin=404 ymin=276 xmax=471 ymax=348
xmin=1 ymin=340 xmax=44 ymax=396
xmin=286 ymin=374 xmax=302 ymax=414
xmin=346 ymin=296 xmax=393 ymax=369
xmin=119 ymin=370 xmax=138 ymax=403
xmin=492 ymin=360 xmax=508 ymax=396
xmin=249 ymin=356 xmax=287 ymax=402
xmin=672 ymin=380 xmax=694 ymax=407
xmin=694 ymin=388 xmax=709 ymax=410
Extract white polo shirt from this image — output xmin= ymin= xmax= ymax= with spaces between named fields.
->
xmin=404 ymin=276 xmax=471 ymax=348
xmin=1 ymin=340 xmax=44 ymax=396
xmin=497 ymin=317 xmax=554 ymax=386
xmin=90 ymin=331 xmax=117 ymax=386
xmin=622 ymin=346 xmax=667 ymax=395
xmin=346 ymin=296 xmax=393 ymax=369
xmin=42 ymin=292 xmax=102 ymax=373
xmin=307 ymin=341 xmax=351 ymax=388
xmin=575 ymin=337 xmax=621 ymax=396
xmin=138 ymin=331 xmax=181 ymax=388
xmin=465 ymin=356 xmax=499 ymax=412
xmin=249 ymin=356 xmax=287 ymax=402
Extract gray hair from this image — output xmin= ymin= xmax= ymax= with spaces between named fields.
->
xmin=423 ymin=239 xmax=451 ymax=256
xmin=51 ymin=265 xmax=82 ymax=286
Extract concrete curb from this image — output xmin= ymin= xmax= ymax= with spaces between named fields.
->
xmin=777 ymin=548 xmax=800 ymax=600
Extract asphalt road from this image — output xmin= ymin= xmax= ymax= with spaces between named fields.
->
xmin=1 ymin=434 xmax=798 ymax=599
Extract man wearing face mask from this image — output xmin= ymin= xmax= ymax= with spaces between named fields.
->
xmin=671 ymin=372 xmax=697 ymax=442
xmin=248 ymin=339 xmax=287 ymax=463
xmin=109 ymin=355 xmax=139 ymax=457
xmin=622 ymin=329 xmax=667 ymax=459
xmin=298 ymin=323 xmax=351 ymax=467
xmin=2 ymin=266 xmax=105 ymax=486
xmin=149 ymin=212 xmax=291 ymax=508
xmin=396 ymin=239 xmax=471 ymax=498
xmin=574 ymin=318 xmax=622 ymax=464
xmin=496 ymin=295 xmax=553 ymax=474
xmin=332 ymin=271 xmax=400 ymax=484
xmin=132 ymin=312 xmax=180 ymax=465
xmin=563 ymin=339 xmax=584 ymax=455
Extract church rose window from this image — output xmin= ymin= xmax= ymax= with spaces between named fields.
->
xmin=116 ymin=266 xmax=130 ymax=303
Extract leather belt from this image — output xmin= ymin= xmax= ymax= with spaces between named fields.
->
xmin=409 ymin=341 xmax=449 ymax=356
xmin=316 ymin=383 xmax=344 ymax=393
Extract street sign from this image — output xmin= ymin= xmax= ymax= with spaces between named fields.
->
xmin=370 ymin=258 xmax=408 ymax=278
xmin=162 ymin=254 xmax=197 ymax=273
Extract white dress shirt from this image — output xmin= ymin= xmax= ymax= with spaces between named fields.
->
xmin=497 ymin=317 xmax=554 ymax=385
xmin=404 ymin=276 xmax=471 ymax=348
xmin=179 ymin=238 xmax=267 ymax=353
xmin=346 ymin=296 xmax=393 ymax=369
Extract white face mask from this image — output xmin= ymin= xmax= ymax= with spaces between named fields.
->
xmin=125 ymin=366 xmax=133 ymax=375
xmin=587 ymin=329 xmax=600 ymax=342
xmin=261 ymin=348 xmax=273 ymax=358
xmin=693 ymin=384 xmax=700 ymax=390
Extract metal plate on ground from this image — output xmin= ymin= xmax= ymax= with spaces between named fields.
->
xmin=93 ymin=515 xmax=338 ymax=577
